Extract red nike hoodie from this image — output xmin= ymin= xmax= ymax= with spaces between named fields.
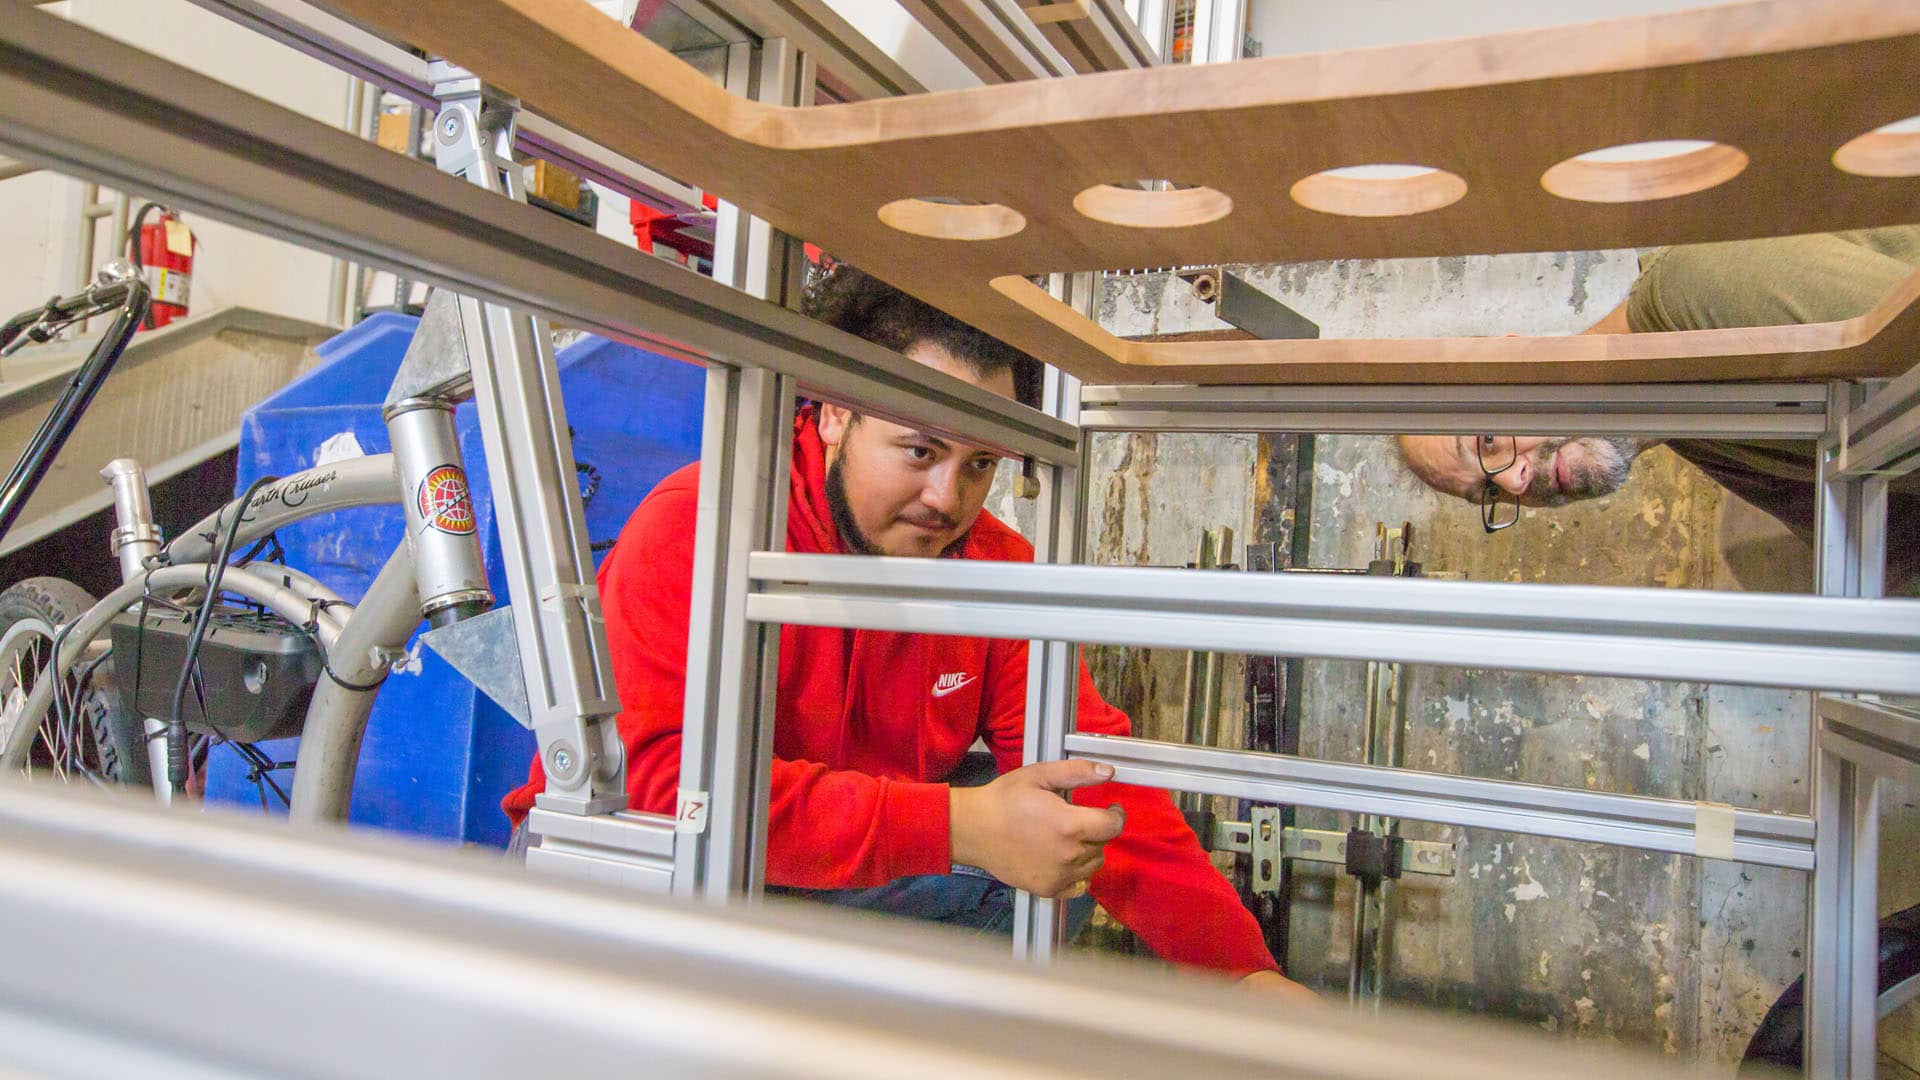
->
xmin=505 ymin=408 xmax=1278 ymax=976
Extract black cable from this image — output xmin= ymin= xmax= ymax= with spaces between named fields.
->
xmin=123 ymin=202 xmax=165 ymax=270
xmin=124 ymin=203 xmax=167 ymax=331
xmin=166 ymin=475 xmax=276 ymax=792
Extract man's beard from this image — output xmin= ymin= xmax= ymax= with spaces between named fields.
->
xmin=825 ymin=452 xmax=974 ymax=558
xmin=1526 ymin=436 xmax=1644 ymax=505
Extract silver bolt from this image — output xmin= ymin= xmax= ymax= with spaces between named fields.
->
xmin=551 ymin=746 xmax=574 ymax=774
xmin=439 ymin=114 xmax=461 ymax=140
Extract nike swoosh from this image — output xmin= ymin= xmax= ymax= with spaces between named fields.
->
xmin=931 ymin=676 xmax=978 ymax=698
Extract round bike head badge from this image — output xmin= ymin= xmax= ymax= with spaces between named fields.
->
xmin=417 ymin=464 xmax=477 ymax=535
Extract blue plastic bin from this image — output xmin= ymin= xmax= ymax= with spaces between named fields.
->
xmin=205 ymin=313 xmax=705 ymax=846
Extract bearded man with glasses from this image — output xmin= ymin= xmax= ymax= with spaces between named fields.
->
xmin=1396 ymin=227 xmax=1919 ymax=591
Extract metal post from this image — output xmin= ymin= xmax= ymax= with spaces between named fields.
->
xmin=428 ymin=69 xmax=626 ymax=816
xmin=1806 ymin=381 xmax=1884 ymax=1078
xmin=675 ymin=38 xmax=807 ymax=902
xmin=675 ymin=364 xmax=793 ymax=901
xmin=1014 ymin=272 xmax=1091 ymax=962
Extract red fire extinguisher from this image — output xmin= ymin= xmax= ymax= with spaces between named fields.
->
xmin=128 ymin=203 xmax=193 ymax=330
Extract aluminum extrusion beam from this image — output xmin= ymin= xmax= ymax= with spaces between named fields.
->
xmin=0 ymin=782 xmax=1697 ymax=1079
xmin=0 ymin=6 xmax=1076 ymax=465
xmin=614 ymin=0 xmax=930 ymax=100
xmin=1841 ymin=359 xmax=1920 ymax=477
xmin=1064 ymin=733 xmax=1814 ymax=870
xmin=185 ymin=0 xmax=706 ymax=212
xmin=1819 ymin=695 xmax=1920 ymax=785
xmin=896 ymin=0 xmax=1075 ymax=82
xmin=1078 ymin=382 xmax=1832 ymax=435
xmin=523 ymin=806 xmax=677 ymax=892
xmin=1029 ymin=0 xmax=1157 ymax=73
xmin=744 ymin=552 xmax=1920 ymax=694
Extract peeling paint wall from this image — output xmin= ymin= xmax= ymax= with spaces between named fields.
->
xmin=1073 ymin=255 xmax=1919 ymax=1069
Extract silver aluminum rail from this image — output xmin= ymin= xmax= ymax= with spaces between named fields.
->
xmin=183 ymin=0 xmax=708 ymax=213
xmin=0 ymin=781 xmax=1697 ymax=1079
xmin=1065 ymin=733 xmax=1815 ymax=870
xmin=1078 ymin=382 xmax=1834 ymax=436
xmin=0 ymin=4 xmax=1077 ymax=466
xmin=744 ymin=552 xmax=1920 ymax=695
xmin=893 ymin=0 xmax=1076 ymax=82
xmin=1840 ymin=361 xmax=1920 ymax=477
xmin=1818 ymin=695 xmax=1920 ymax=786
xmin=670 ymin=0 xmax=930 ymax=100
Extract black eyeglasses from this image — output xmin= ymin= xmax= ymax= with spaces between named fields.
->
xmin=1475 ymin=435 xmax=1519 ymax=533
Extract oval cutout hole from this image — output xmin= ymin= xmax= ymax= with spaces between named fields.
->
xmin=1289 ymin=164 xmax=1467 ymax=217
xmin=1541 ymin=140 xmax=1747 ymax=203
xmin=877 ymin=198 xmax=1026 ymax=241
xmin=1072 ymin=182 xmax=1233 ymax=229
xmin=1834 ymin=115 xmax=1920 ymax=178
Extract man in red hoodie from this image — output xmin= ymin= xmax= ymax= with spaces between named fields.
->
xmin=506 ymin=262 xmax=1309 ymax=996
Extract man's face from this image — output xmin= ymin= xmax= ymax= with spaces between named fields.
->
xmin=1396 ymin=434 xmax=1647 ymax=508
xmin=817 ymin=341 xmax=1014 ymax=558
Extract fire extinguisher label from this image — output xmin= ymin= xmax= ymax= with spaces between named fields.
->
xmin=145 ymin=267 xmax=191 ymax=307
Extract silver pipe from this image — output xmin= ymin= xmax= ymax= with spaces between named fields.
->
xmin=99 ymin=458 xmax=161 ymax=582
xmin=384 ymin=398 xmax=491 ymax=625
xmin=326 ymin=75 xmax=367 ymax=328
xmin=290 ymin=544 xmax=419 ymax=823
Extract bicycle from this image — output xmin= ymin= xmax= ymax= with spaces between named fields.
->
xmin=0 ymin=287 xmax=498 ymax=816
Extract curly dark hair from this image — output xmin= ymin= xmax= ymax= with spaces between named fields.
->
xmin=803 ymin=260 xmax=1043 ymax=409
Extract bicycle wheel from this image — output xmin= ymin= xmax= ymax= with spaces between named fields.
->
xmin=0 ymin=576 xmax=149 ymax=787
xmin=1738 ymin=901 xmax=1920 ymax=1075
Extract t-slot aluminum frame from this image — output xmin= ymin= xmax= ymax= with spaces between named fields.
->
xmin=2 ymin=6 xmax=1916 ymax=1077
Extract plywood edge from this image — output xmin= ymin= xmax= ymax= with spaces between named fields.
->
xmin=992 ymin=264 xmax=1920 ymax=385
xmin=761 ymin=0 xmax=1920 ymax=150
xmin=330 ymin=0 xmax=1920 ymax=155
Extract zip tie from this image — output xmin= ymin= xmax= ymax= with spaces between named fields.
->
xmin=539 ymin=583 xmax=604 ymax=623
xmin=1693 ymin=801 xmax=1736 ymax=860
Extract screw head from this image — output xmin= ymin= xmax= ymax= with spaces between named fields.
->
xmin=439 ymin=113 xmax=461 ymax=140
xmin=550 ymin=745 xmax=575 ymax=777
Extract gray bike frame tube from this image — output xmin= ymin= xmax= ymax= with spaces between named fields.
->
xmin=290 ymin=545 xmax=419 ymax=823
xmin=165 ymin=455 xmax=396 ymax=565
xmin=1 ymin=564 xmax=346 ymax=769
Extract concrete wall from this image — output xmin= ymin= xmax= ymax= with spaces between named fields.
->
xmin=1085 ymin=256 xmax=1920 ymax=1070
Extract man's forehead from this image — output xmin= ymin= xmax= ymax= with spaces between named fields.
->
xmin=1405 ymin=435 xmax=1481 ymax=497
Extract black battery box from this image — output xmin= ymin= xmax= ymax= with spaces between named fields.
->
xmin=109 ymin=603 xmax=323 ymax=743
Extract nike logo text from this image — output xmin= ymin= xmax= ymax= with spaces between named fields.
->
xmin=931 ymin=672 xmax=978 ymax=698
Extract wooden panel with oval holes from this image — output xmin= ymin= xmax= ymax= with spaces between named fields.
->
xmin=318 ymin=0 xmax=1920 ymax=384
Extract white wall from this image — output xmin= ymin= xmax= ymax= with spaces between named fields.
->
xmin=1246 ymin=0 xmax=1741 ymax=59
xmin=0 ymin=0 xmax=353 ymax=328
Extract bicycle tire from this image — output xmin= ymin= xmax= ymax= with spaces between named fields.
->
xmin=1738 ymin=901 xmax=1920 ymax=1075
xmin=0 ymin=575 xmax=149 ymax=787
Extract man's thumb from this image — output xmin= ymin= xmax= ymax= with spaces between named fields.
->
xmin=1027 ymin=759 xmax=1116 ymax=792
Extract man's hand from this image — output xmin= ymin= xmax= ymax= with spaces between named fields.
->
xmin=949 ymin=760 xmax=1125 ymax=899
xmin=1238 ymin=970 xmax=1321 ymax=1005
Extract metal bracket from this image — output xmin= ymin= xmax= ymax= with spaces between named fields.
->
xmin=417 ymin=604 xmax=532 ymax=727
xmin=384 ymin=289 xmax=474 ymax=406
xmin=1177 ymin=268 xmax=1321 ymax=341
xmin=1212 ymin=816 xmax=1458 ymax=893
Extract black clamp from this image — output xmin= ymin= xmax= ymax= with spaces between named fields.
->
xmin=1344 ymin=828 xmax=1404 ymax=886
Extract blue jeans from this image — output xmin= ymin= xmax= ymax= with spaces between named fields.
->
xmin=770 ymin=753 xmax=1099 ymax=940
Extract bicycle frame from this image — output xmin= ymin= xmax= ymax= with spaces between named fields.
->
xmin=1 ymin=391 xmax=493 ymax=814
